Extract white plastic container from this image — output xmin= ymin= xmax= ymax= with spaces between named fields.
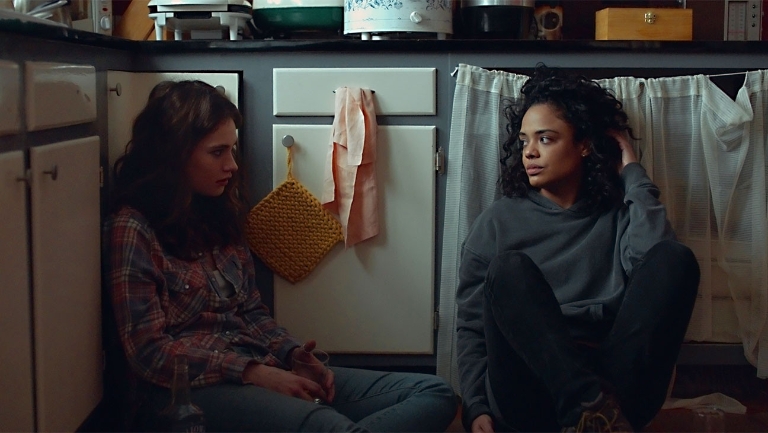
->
xmin=344 ymin=0 xmax=452 ymax=40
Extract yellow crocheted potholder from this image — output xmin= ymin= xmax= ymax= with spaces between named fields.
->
xmin=245 ymin=147 xmax=343 ymax=284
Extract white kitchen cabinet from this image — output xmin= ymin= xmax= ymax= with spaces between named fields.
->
xmin=25 ymin=62 xmax=97 ymax=132
xmin=0 ymin=136 xmax=102 ymax=433
xmin=270 ymin=67 xmax=439 ymax=354
xmin=1 ymin=58 xmax=103 ymax=432
xmin=0 ymin=151 xmax=35 ymax=433
xmin=271 ymin=126 xmax=436 ymax=354
xmin=30 ymin=136 xmax=102 ymax=433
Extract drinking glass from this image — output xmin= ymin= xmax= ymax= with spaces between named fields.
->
xmin=692 ymin=405 xmax=726 ymax=433
xmin=292 ymin=349 xmax=330 ymax=403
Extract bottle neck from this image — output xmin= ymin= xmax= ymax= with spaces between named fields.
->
xmin=171 ymin=357 xmax=192 ymax=405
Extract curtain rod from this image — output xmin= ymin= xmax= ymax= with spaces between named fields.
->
xmin=706 ymin=71 xmax=751 ymax=78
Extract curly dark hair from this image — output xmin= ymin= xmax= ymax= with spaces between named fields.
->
xmin=111 ymin=80 xmax=247 ymax=259
xmin=500 ymin=65 xmax=635 ymax=212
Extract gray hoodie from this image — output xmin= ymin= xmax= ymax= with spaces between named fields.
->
xmin=455 ymin=162 xmax=675 ymax=428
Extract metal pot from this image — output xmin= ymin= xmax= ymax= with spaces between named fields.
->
xmin=459 ymin=0 xmax=535 ymax=39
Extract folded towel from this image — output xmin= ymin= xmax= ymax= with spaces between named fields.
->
xmin=322 ymin=86 xmax=379 ymax=247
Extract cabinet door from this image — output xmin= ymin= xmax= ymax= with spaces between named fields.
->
xmin=107 ymin=71 xmax=240 ymax=171
xmin=30 ymin=136 xmax=102 ymax=433
xmin=272 ymin=125 xmax=436 ymax=354
xmin=0 ymin=151 xmax=35 ymax=433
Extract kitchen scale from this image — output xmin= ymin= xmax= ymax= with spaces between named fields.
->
xmin=148 ymin=0 xmax=252 ymax=40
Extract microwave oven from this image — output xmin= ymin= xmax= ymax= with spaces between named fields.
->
xmin=70 ymin=0 xmax=112 ymax=35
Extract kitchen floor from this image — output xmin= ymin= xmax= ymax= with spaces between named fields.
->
xmin=445 ymin=365 xmax=768 ymax=432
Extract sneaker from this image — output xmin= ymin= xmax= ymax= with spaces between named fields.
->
xmin=561 ymin=392 xmax=634 ymax=433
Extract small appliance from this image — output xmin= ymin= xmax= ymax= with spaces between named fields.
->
xmin=344 ymin=0 xmax=453 ymax=40
xmin=148 ymin=0 xmax=252 ymax=40
xmin=459 ymin=0 xmax=535 ymax=39
xmin=252 ymin=0 xmax=343 ymax=37
xmin=724 ymin=0 xmax=763 ymax=40
xmin=70 ymin=0 xmax=112 ymax=35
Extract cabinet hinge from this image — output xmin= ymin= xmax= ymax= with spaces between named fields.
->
xmin=433 ymin=310 xmax=439 ymax=330
xmin=99 ymin=166 xmax=104 ymax=187
xmin=435 ymin=147 xmax=445 ymax=174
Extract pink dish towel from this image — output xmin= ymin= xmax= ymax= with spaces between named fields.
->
xmin=321 ymin=86 xmax=379 ymax=247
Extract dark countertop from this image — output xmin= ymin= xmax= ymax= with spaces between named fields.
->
xmin=4 ymin=16 xmax=768 ymax=54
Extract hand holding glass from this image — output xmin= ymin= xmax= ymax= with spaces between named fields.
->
xmin=292 ymin=348 xmax=331 ymax=403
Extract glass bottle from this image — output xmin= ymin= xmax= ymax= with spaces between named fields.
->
xmin=157 ymin=355 xmax=206 ymax=432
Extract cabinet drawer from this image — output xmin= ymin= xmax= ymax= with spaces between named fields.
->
xmin=273 ymin=68 xmax=436 ymax=116
xmin=25 ymin=61 xmax=97 ymax=131
xmin=0 ymin=61 xmax=20 ymax=136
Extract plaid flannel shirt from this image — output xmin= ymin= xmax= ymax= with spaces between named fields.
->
xmin=106 ymin=206 xmax=302 ymax=388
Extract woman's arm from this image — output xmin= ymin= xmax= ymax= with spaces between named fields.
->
xmin=238 ymin=249 xmax=302 ymax=368
xmin=614 ymin=134 xmax=676 ymax=274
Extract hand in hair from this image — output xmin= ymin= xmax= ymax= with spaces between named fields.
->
xmin=611 ymin=131 xmax=638 ymax=173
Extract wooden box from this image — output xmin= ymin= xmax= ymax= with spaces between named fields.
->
xmin=595 ymin=8 xmax=693 ymax=41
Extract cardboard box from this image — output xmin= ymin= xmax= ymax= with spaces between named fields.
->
xmin=595 ymin=8 xmax=693 ymax=41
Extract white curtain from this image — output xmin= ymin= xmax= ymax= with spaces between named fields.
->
xmin=437 ymin=64 xmax=768 ymax=392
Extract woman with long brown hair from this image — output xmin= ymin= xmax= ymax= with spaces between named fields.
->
xmin=106 ymin=80 xmax=457 ymax=432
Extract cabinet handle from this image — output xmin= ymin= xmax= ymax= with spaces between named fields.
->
xmin=333 ymin=89 xmax=375 ymax=94
xmin=282 ymin=135 xmax=295 ymax=148
xmin=109 ymin=83 xmax=122 ymax=97
xmin=215 ymin=86 xmax=226 ymax=95
xmin=43 ymin=165 xmax=58 ymax=181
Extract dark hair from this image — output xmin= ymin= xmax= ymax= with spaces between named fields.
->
xmin=500 ymin=65 xmax=635 ymax=212
xmin=111 ymin=80 xmax=247 ymax=259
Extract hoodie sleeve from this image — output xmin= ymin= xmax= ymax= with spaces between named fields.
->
xmin=619 ymin=162 xmax=676 ymax=275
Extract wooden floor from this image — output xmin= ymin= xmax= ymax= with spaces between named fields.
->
xmin=446 ymin=405 xmax=768 ymax=432
xmin=446 ymin=365 xmax=768 ymax=432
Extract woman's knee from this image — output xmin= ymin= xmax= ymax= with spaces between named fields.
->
xmin=651 ymin=240 xmax=700 ymax=292
xmin=425 ymin=374 xmax=458 ymax=401
xmin=648 ymin=240 xmax=698 ymax=272
xmin=634 ymin=240 xmax=700 ymax=308
xmin=414 ymin=374 xmax=459 ymax=426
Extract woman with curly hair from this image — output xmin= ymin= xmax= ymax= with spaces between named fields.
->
xmin=456 ymin=66 xmax=700 ymax=433
xmin=106 ymin=80 xmax=457 ymax=432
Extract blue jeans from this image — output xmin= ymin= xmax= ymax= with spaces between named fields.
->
xmin=483 ymin=240 xmax=699 ymax=431
xmin=139 ymin=366 xmax=457 ymax=432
